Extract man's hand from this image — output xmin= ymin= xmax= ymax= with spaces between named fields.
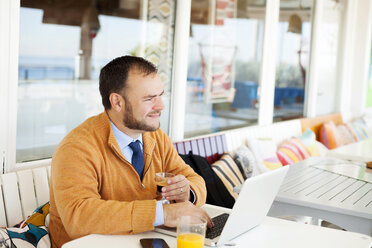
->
xmin=161 ymin=174 xmax=190 ymax=203
xmin=163 ymin=202 xmax=214 ymax=228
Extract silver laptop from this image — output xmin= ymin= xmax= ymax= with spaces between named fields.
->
xmin=155 ymin=165 xmax=289 ymax=246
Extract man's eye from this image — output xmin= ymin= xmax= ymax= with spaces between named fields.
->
xmin=145 ymin=98 xmax=153 ymax=101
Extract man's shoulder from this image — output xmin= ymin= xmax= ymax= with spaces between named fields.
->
xmin=59 ymin=112 xmax=109 ymax=147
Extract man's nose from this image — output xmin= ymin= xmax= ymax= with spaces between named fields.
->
xmin=154 ymin=96 xmax=165 ymax=110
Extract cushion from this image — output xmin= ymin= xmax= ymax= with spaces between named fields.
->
xmin=361 ymin=114 xmax=372 ymax=138
xmin=348 ymin=119 xmax=369 ymax=140
xmin=336 ymin=124 xmax=356 ymax=145
xmin=262 ymin=157 xmax=283 ymax=171
xmin=247 ymin=138 xmax=282 ymax=175
xmin=233 ymin=145 xmax=255 ymax=179
xmin=299 ymin=128 xmax=320 ymax=156
xmin=314 ymin=140 xmax=329 ymax=157
xmin=211 ymin=154 xmax=245 ymax=199
xmin=276 ymin=138 xmax=310 ymax=165
xmin=319 ymin=121 xmax=343 ymax=149
xmin=0 ymin=202 xmax=50 ymax=247
xmin=361 ymin=113 xmax=372 ymax=137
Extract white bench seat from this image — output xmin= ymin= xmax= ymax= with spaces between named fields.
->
xmin=0 ymin=166 xmax=51 ymax=227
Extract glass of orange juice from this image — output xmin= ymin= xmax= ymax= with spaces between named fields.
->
xmin=177 ymin=215 xmax=206 ymax=248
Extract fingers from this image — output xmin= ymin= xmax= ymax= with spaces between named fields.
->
xmin=162 ymin=180 xmax=188 ymax=193
xmin=163 ymin=202 xmax=214 ymax=228
xmin=206 ymin=215 xmax=214 ymax=228
xmin=167 ymin=174 xmax=185 ymax=184
xmin=186 ymin=208 xmax=213 ymax=228
xmin=199 ymin=209 xmax=214 ymax=228
xmin=162 ymin=187 xmax=189 ymax=202
xmin=162 ymin=175 xmax=190 ymax=202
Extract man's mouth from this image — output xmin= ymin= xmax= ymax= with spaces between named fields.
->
xmin=147 ymin=112 xmax=161 ymax=118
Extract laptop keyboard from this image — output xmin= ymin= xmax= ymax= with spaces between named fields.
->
xmin=206 ymin=213 xmax=230 ymax=239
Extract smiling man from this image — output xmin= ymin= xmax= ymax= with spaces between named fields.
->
xmin=49 ymin=56 xmax=212 ymax=248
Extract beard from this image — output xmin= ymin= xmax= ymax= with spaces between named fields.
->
xmin=122 ymin=98 xmax=161 ymax=132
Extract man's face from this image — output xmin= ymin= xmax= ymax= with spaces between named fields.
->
xmin=121 ymin=70 xmax=165 ymax=133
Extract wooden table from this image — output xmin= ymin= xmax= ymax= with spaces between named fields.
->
xmin=268 ymin=157 xmax=372 ymax=236
xmin=62 ymin=204 xmax=372 ymax=248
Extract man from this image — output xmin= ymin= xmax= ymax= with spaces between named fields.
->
xmin=49 ymin=56 xmax=212 ymax=248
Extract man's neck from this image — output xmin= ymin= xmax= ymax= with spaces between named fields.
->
xmin=106 ymin=110 xmax=142 ymax=139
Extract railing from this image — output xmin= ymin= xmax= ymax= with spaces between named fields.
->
xmin=18 ymin=66 xmax=74 ymax=80
xmin=187 ymin=78 xmax=304 ymax=108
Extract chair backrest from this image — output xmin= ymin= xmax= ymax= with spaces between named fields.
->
xmin=0 ymin=165 xmax=51 ymax=227
xmin=300 ymin=113 xmax=343 ymax=140
xmin=174 ymin=134 xmax=228 ymax=164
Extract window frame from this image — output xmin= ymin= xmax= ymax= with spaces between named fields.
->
xmin=0 ymin=0 xmax=19 ymax=172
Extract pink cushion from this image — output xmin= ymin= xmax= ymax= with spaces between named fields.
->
xmin=276 ymin=138 xmax=310 ymax=165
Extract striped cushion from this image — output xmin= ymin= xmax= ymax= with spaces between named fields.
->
xmin=276 ymin=138 xmax=310 ymax=165
xmin=348 ymin=119 xmax=369 ymax=140
xmin=211 ymin=154 xmax=245 ymax=199
xmin=289 ymin=137 xmax=310 ymax=159
xmin=344 ymin=123 xmax=359 ymax=141
xmin=319 ymin=121 xmax=343 ymax=149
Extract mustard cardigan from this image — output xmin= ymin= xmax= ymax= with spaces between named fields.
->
xmin=49 ymin=112 xmax=206 ymax=248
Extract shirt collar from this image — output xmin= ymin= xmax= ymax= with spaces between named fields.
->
xmin=110 ymin=121 xmax=143 ymax=150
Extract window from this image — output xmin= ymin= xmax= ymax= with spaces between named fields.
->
xmin=185 ymin=0 xmax=265 ymax=138
xmin=273 ymin=0 xmax=312 ymax=122
xmin=17 ymin=0 xmax=175 ymax=163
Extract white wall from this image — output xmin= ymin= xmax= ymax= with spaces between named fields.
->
xmin=306 ymin=0 xmax=372 ymax=120
xmin=315 ymin=0 xmax=341 ymax=116
xmin=336 ymin=0 xmax=372 ymax=121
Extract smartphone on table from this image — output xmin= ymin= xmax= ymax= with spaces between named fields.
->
xmin=140 ymin=238 xmax=170 ymax=248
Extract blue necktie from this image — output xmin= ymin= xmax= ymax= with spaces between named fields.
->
xmin=129 ymin=140 xmax=144 ymax=180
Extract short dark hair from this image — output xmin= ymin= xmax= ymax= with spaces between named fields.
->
xmin=99 ymin=56 xmax=158 ymax=110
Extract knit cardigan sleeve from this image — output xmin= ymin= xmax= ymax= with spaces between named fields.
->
xmin=51 ymin=139 xmax=156 ymax=239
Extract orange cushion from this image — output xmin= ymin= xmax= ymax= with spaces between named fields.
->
xmin=319 ymin=121 xmax=343 ymax=149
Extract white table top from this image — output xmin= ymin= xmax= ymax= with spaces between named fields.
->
xmin=327 ymin=138 xmax=372 ymax=163
xmin=62 ymin=204 xmax=372 ymax=248
xmin=276 ymin=157 xmax=372 ymax=219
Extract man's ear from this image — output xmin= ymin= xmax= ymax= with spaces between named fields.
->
xmin=109 ymin=93 xmax=124 ymax=112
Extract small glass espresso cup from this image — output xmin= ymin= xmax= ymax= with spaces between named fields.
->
xmin=155 ymin=172 xmax=175 ymax=204
xmin=177 ymin=215 xmax=206 ymax=248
